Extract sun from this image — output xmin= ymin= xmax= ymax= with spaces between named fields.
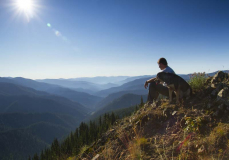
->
xmin=16 ymin=0 xmax=33 ymax=12
xmin=11 ymin=0 xmax=38 ymax=21
xmin=16 ymin=0 xmax=33 ymax=13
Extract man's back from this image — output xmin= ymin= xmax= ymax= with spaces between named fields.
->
xmin=162 ymin=66 xmax=175 ymax=74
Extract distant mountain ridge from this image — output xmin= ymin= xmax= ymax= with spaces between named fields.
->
xmin=0 ymin=77 xmax=101 ymax=108
xmin=37 ymin=79 xmax=118 ymax=93
xmin=66 ymin=76 xmax=130 ymax=84
xmin=89 ymin=94 xmax=147 ymax=120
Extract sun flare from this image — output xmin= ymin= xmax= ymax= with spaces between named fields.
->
xmin=16 ymin=0 xmax=33 ymax=13
xmin=11 ymin=0 xmax=38 ymax=21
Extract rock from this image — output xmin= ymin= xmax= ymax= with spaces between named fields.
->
xmin=92 ymin=154 xmax=100 ymax=160
xmin=211 ymin=83 xmax=224 ymax=96
xmin=198 ymin=145 xmax=205 ymax=154
xmin=207 ymin=103 xmax=212 ymax=109
xmin=211 ymin=71 xmax=228 ymax=84
xmin=211 ymin=83 xmax=217 ymax=88
xmin=205 ymin=77 xmax=212 ymax=85
xmin=172 ymin=111 xmax=177 ymax=116
xmin=205 ymin=86 xmax=214 ymax=94
xmin=217 ymin=87 xmax=229 ymax=100
xmin=223 ymin=100 xmax=229 ymax=106
xmin=218 ymin=104 xmax=225 ymax=110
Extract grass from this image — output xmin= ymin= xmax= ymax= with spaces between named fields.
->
xmin=127 ymin=128 xmax=147 ymax=160
xmin=116 ymin=124 xmax=147 ymax=160
xmin=101 ymin=142 xmax=118 ymax=160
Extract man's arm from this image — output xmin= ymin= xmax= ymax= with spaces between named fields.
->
xmin=144 ymin=77 xmax=156 ymax=89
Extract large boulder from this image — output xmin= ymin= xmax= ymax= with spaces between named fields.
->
xmin=211 ymin=71 xmax=228 ymax=84
xmin=211 ymin=83 xmax=224 ymax=97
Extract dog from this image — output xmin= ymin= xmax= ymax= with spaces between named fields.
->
xmin=156 ymin=72 xmax=192 ymax=104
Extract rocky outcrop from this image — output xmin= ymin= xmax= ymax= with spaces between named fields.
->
xmin=211 ymin=71 xmax=228 ymax=84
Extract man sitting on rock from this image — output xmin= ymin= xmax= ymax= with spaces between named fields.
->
xmin=144 ymin=57 xmax=176 ymax=104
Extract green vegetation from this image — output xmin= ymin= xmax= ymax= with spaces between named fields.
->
xmin=188 ymin=72 xmax=208 ymax=90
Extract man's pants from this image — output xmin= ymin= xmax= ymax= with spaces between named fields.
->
xmin=147 ymin=81 xmax=175 ymax=102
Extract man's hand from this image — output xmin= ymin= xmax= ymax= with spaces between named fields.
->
xmin=144 ymin=81 xmax=148 ymax=89
xmin=144 ymin=77 xmax=156 ymax=89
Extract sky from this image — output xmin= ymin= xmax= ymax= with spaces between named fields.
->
xmin=0 ymin=0 xmax=228 ymax=79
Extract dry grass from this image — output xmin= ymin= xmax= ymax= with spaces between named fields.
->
xmin=100 ymin=142 xmax=119 ymax=160
xmin=127 ymin=127 xmax=147 ymax=160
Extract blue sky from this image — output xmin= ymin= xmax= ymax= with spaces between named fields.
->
xmin=0 ymin=0 xmax=228 ymax=79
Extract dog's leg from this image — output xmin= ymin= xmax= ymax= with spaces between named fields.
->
xmin=176 ymin=89 xmax=180 ymax=104
xmin=169 ymin=88 xmax=173 ymax=103
xmin=186 ymin=88 xmax=191 ymax=100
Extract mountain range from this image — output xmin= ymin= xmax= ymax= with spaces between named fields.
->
xmin=0 ymin=70 xmax=228 ymax=159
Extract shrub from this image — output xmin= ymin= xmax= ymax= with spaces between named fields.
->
xmin=188 ymin=72 xmax=208 ymax=90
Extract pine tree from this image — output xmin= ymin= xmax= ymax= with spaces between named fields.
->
xmin=40 ymin=150 xmax=45 ymax=160
xmin=140 ymin=96 xmax=144 ymax=107
xmin=32 ymin=153 xmax=39 ymax=160
xmin=51 ymin=138 xmax=60 ymax=159
xmin=99 ymin=116 xmax=102 ymax=127
xmin=111 ymin=112 xmax=116 ymax=125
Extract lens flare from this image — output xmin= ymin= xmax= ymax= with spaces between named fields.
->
xmin=55 ymin=30 xmax=61 ymax=37
xmin=47 ymin=23 xmax=52 ymax=27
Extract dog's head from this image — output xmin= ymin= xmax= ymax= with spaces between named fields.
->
xmin=156 ymin=72 xmax=167 ymax=83
xmin=155 ymin=72 xmax=166 ymax=84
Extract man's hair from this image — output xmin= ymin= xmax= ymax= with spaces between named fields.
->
xmin=157 ymin=58 xmax=167 ymax=66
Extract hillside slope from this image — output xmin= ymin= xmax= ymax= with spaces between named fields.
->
xmin=77 ymin=71 xmax=229 ymax=160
